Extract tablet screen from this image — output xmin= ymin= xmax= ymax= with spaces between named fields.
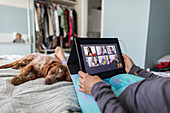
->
xmin=80 ymin=44 xmax=123 ymax=75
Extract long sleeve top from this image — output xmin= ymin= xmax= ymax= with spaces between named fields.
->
xmin=91 ymin=65 xmax=170 ymax=113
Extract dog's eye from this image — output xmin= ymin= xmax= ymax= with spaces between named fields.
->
xmin=56 ymin=78 xmax=60 ymax=81
xmin=51 ymin=71 xmax=55 ymax=74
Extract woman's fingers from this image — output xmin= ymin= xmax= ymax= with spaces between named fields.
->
xmin=78 ymin=71 xmax=88 ymax=78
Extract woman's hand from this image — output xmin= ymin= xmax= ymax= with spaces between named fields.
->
xmin=122 ymin=54 xmax=134 ymax=73
xmin=78 ymin=71 xmax=103 ymax=95
xmin=54 ymin=46 xmax=66 ymax=60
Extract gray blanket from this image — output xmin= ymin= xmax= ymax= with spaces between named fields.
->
xmin=0 ymin=55 xmax=81 ymax=113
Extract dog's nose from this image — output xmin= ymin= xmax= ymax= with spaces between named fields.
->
xmin=45 ymin=79 xmax=52 ymax=85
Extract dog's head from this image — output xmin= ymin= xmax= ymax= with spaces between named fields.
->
xmin=43 ymin=63 xmax=71 ymax=85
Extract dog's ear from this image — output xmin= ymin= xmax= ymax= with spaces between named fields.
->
xmin=66 ymin=73 xmax=72 ymax=82
xmin=45 ymin=65 xmax=52 ymax=75
xmin=63 ymin=66 xmax=72 ymax=82
xmin=45 ymin=60 xmax=58 ymax=75
xmin=49 ymin=60 xmax=57 ymax=65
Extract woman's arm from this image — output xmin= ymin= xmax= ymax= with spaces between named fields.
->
xmin=55 ymin=47 xmax=128 ymax=112
xmin=92 ymin=82 xmax=128 ymax=113
xmin=122 ymin=54 xmax=161 ymax=79
xmin=128 ymin=65 xmax=161 ymax=79
xmin=78 ymin=71 xmax=128 ymax=113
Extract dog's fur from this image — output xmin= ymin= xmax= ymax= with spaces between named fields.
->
xmin=0 ymin=53 xmax=71 ymax=85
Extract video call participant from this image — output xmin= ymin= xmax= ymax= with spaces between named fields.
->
xmin=98 ymin=46 xmax=107 ymax=55
xmin=109 ymin=47 xmax=115 ymax=54
xmin=109 ymin=55 xmax=119 ymax=64
xmin=100 ymin=56 xmax=108 ymax=65
xmin=86 ymin=47 xmax=93 ymax=56
xmin=91 ymin=56 xmax=99 ymax=67
xmin=13 ymin=33 xmax=25 ymax=43
xmin=114 ymin=55 xmax=119 ymax=63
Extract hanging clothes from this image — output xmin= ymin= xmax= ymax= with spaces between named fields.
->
xmin=73 ymin=9 xmax=78 ymax=37
xmin=62 ymin=8 xmax=67 ymax=38
xmin=54 ymin=4 xmax=60 ymax=37
xmin=47 ymin=6 xmax=54 ymax=36
xmin=34 ymin=8 xmax=40 ymax=32
xmin=68 ymin=9 xmax=73 ymax=46
xmin=34 ymin=3 xmax=43 ymax=51
xmin=41 ymin=4 xmax=49 ymax=48
xmin=70 ymin=9 xmax=74 ymax=37
xmin=36 ymin=3 xmax=42 ymax=30
xmin=64 ymin=9 xmax=69 ymax=35
xmin=49 ymin=5 xmax=56 ymax=35
xmin=34 ymin=1 xmax=78 ymax=50
xmin=39 ymin=3 xmax=45 ymax=31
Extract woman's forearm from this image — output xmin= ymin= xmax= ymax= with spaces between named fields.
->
xmin=91 ymin=82 xmax=128 ymax=113
xmin=128 ymin=65 xmax=161 ymax=79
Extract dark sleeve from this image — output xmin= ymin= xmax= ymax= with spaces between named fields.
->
xmin=128 ymin=65 xmax=162 ymax=79
xmin=91 ymin=82 xmax=128 ymax=113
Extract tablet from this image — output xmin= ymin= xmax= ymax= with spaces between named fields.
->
xmin=67 ymin=38 xmax=126 ymax=79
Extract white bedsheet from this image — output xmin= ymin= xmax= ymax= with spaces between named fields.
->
xmin=0 ymin=55 xmax=22 ymax=77
xmin=0 ymin=55 xmax=81 ymax=113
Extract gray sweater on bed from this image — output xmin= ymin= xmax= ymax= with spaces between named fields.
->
xmin=91 ymin=65 xmax=170 ymax=113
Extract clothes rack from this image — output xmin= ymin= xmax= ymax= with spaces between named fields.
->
xmin=34 ymin=0 xmax=77 ymax=53
xmin=34 ymin=0 xmax=77 ymax=6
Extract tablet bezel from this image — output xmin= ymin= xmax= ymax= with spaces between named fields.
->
xmin=75 ymin=38 xmax=126 ymax=79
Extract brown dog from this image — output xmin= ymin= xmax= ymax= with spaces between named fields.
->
xmin=0 ymin=53 xmax=71 ymax=85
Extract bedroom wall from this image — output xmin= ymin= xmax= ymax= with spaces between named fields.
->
xmin=0 ymin=0 xmax=32 ymax=55
xmin=0 ymin=44 xmax=31 ymax=55
xmin=145 ymin=0 xmax=170 ymax=68
xmin=0 ymin=0 xmax=27 ymax=8
xmin=0 ymin=5 xmax=29 ymax=43
xmin=0 ymin=1 xmax=28 ymax=34
xmin=102 ymin=0 xmax=151 ymax=68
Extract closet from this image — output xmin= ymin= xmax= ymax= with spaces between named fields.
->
xmin=0 ymin=0 xmax=88 ymax=55
xmin=87 ymin=0 xmax=101 ymax=38
xmin=34 ymin=0 xmax=78 ymax=54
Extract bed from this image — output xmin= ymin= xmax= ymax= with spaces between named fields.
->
xmin=0 ymin=54 xmax=81 ymax=113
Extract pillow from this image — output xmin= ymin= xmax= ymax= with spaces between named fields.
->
xmin=71 ymin=74 xmax=144 ymax=113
